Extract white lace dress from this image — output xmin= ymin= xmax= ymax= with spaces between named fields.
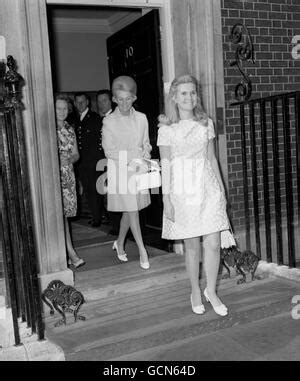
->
xmin=157 ymin=118 xmax=229 ymax=240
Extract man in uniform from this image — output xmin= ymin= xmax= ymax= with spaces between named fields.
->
xmin=69 ymin=92 xmax=105 ymax=227
xmin=96 ymin=89 xmax=121 ymax=235
xmin=96 ymin=89 xmax=113 ymax=119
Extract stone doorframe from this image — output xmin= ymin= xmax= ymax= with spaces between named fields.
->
xmin=170 ymin=0 xmax=227 ymax=183
xmin=46 ymin=0 xmax=177 ymax=83
xmin=46 ymin=0 xmax=226 ymax=127
xmin=0 ymin=0 xmax=74 ymax=291
xmin=0 ymin=0 xmax=226 ymax=288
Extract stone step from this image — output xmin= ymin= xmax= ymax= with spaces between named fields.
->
xmin=44 ymin=243 xmax=300 ymax=362
xmin=73 ymin=252 xmax=268 ymax=302
xmin=44 ymin=276 xmax=294 ymax=361
xmin=74 ymin=252 xmax=187 ymax=300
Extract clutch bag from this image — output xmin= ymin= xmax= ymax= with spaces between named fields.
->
xmin=133 ymin=159 xmax=161 ymax=191
xmin=220 ymin=229 xmax=236 ymax=249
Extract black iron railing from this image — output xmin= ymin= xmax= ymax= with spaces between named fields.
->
xmin=0 ymin=56 xmax=44 ymax=345
xmin=231 ymin=91 xmax=300 ymax=268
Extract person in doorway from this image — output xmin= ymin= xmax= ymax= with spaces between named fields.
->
xmin=69 ymin=92 xmax=105 ymax=228
xmin=97 ymin=89 xmax=113 ymax=118
xmin=96 ymin=89 xmax=121 ymax=232
xmin=102 ymin=76 xmax=152 ymax=270
xmin=157 ymin=74 xmax=229 ymax=316
xmin=55 ymin=94 xmax=85 ymax=268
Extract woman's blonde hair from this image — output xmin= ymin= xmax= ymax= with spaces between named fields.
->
xmin=55 ymin=93 xmax=71 ymax=105
xmin=112 ymin=76 xmax=137 ymax=96
xmin=159 ymin=74 xmax=208 ymax=125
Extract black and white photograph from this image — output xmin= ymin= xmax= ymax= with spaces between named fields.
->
xmin=0 ymin=0 xmax=300 ymax=368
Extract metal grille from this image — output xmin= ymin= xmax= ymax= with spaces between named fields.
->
xmin=231 ymin=91 xmax=300 ymax=268
xmin=0 ymin=56 xmax=44 ymax=345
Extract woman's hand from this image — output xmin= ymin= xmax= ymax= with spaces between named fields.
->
xmin=163 ymin=197 xmax=175 ymax=222
xmin=128 ymin=159 xmax=148 ymax=173
xmin=158 ymin=114 xmax=170 ymax=126
xmin=143 ymin=151 xmax=151 ymax=160
xmin=142 ymin=142 xmax=152 ymax=159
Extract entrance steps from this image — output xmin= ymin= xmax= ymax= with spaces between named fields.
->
xmin=74 ymin=252 xmax=187 ymax=302
xmin=44 ymin=250 xmax=300 ymax=361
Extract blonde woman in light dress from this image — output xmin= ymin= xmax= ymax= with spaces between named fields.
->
xmin=157 ymin=75 xmax=229 ymax=316
xmin=102 ymin=76 xmax=151 ymax=270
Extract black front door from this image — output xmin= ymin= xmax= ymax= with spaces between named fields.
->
xmin=107 ymin=9 xmax=164 ymax=229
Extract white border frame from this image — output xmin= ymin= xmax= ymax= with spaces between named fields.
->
xmin=46 ymin=0 xmax=175 ymax=83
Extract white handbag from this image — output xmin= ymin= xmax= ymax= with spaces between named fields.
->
xmin=220 ymin=228 xmax=236 ymax=249
xmin=132 ymin=158 xmax=161 ymax=191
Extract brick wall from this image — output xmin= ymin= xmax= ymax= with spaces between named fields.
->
xmin=222 ymin=0 xmax=300 ymax=232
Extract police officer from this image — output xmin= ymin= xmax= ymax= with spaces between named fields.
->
xmin=68 ymin=92 xmax=105 ymax=227
xmin=96 ymin=89 xmax=121 ymax=235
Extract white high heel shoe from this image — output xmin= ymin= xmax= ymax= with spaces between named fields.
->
xmin=112 ymin=241 xmax=128 ymax=262
xmin=204 ymin=288 xmax=228 ymax=316
xmin=139 ymin=252 xmax=150 ymax=270
xmin=139 ymin=248 xmax=150 ymax=270
xmin=139 ymin=259 xmax=150 ymax=270
xmin=68 ymin=258 xmax=86 ymax=268
xmin=190 ymin=294 xmax=205 ymax=315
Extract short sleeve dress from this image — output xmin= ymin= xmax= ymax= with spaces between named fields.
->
xmin=157 ymin=118 xmax=229 ymax=240
xmin=57 ymin=121 xmax=77 ymax=218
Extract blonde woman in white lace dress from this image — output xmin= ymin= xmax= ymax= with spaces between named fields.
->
xmin=157 ymin=75 xmax=230 ymax=316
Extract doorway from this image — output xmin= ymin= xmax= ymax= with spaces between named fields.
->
xmin=47 ymin=3 xmax=170 ymax=271
xmin=107 ymin=9 xmax=164 ymax=229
